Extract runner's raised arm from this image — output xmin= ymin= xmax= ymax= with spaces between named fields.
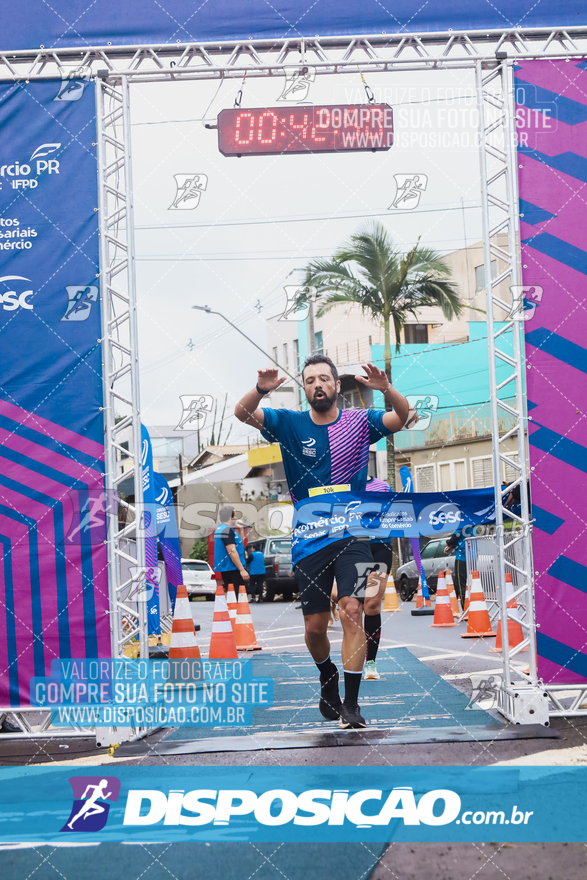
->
xmin=234 ymin=368 xmax=286 ymax=429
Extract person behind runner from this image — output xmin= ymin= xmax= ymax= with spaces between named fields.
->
xmin=245 ymin=544 xmax=266 ymax=603
xmin=445 ymin=529 xmax=466 ymax=610
xmin=213 ymin=507 xmax=250 ymax=593
xmin=235 ymin=356 xmax=409 ymax=729
xmin=362 ymin=474 xmax=394 ymax=680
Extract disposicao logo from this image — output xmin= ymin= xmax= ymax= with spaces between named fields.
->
xmin=124 ymin=786 xmax=461 ymax=828
xmin=61 ymin=776 xmax=121 ymax=833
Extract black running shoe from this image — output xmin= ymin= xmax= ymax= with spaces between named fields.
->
xmin=1 ymin=718 xmax=21 ymax=734
xmin=319 ymin=668 xmax=343 ymax=721
xmin=339 ymin=701 xmax=367 ymax=729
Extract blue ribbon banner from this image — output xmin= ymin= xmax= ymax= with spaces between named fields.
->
xmin=0 ymin=766 xmax=586 ymax=843
xmin=291 ymin=488 xmax=496 ymax=566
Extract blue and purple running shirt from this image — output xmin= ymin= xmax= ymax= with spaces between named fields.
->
xmin=260 ymin=407 xmax=391 ymax=502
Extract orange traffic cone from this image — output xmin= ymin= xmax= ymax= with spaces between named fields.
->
xmin=445 ymin=569 xmax=460 ymax=618
xmin=383 ymin=576 xmax=401 ymax=611
xmin=462 ymin=578 xmax=471 ymax=616
xmin=430 ymin=572 xmax=458 ymax=627
xmin=461 ymin=571 xmax=495 ymax=638
xmin=208 ymin=583 xmax=238 ymax=658
xmin=489 ymin=573 xmax=528 ymax=653
xmin=168 ymin=584 xmax=201 ymax=659
xmin=234 ymin=585 xmax=262 ymax=650
xmin=226 ymin=584 xmax=238 ymax=631
xmin=415 ymin=575 xmax=432 ymax=609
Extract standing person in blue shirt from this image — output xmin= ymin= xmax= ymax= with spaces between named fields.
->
xmin=445 ymin=530 xmax=467 ymax=610
xmin=245 ymin=545 xmax=266 ymax=603
xmin=213 ymin=507 xmax=250 ymax=593
xmin=235 ymin=355 xmax=410 ymax=730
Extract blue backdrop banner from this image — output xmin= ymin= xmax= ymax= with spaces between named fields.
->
xmin=3 ymin=1 xmax=586 ymax=50
xmin=0 ymin=80 xmax=109 ymax=706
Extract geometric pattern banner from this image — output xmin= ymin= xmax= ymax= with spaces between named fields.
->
xmin=0 ymin=80 xmax=109 ymax=706
xmin=516 ymin=59 xmax=587 ymax=684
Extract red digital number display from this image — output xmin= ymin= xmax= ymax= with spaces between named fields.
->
xmin=217 ymin=104 xmax=393 ymax=156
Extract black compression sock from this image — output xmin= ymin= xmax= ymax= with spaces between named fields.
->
xmin=316 ymin=656 xmax=337 ymax=681
xmin=364 ymin=612 xmax=382 ymax=663
xmin=343 ymin=670 xmax=362 ymax=705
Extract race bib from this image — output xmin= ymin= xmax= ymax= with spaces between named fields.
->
xmin=308 ymin=484 xmax=351 ymax=497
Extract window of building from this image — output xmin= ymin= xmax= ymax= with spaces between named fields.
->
xmin=472 ymin=456 xmax=493 ymax=487
xmin=438 ymin=459 xmax=467 ymax=491
xmin=338 ymin=377 xmax=373 ymax=409
xmin=503 ymin=452 xmax=519 ymax=483
xmin=415 ymin=464 xmax=436 ymax=492
xmin=272 ymin=346 xmax=278 ymax=366
xmin=293 ymin=338 xmax=299 ymax=371
xmin=404 ymin=324 xmax=429 ymax=344
xmin=282 ymin=342 xmax=289 ymax=371
xmin=368 ymin=450 xmax=377 ymax=478
xmin=151 ymin=437 xmax=183 ymax=457
xmin=314 ymin=330 xmax=323 ymax=354
xmin=475 ymin=260 xmax=497 ymax=291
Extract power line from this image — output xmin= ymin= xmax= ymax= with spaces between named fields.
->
xmin=135 ymin=202 xmax=481 ymax=231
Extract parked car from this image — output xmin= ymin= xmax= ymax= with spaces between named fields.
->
xmin=246 ymin=537 xmax=295 ymax=602
xmin=394 ymin=536 xmax=456 ymax=602
xmin=181 ymin=558 xmax=216 ymax=600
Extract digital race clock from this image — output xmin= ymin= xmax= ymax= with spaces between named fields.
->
xmin=217 ymin=104 xmax=393 ymax=157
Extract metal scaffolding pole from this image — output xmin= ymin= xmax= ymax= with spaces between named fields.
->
xmin=475 ymin=58 xmax=547 ymax=724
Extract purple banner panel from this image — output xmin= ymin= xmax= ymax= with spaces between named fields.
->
xmin=516 ymin=58 xmax=587 ymax=684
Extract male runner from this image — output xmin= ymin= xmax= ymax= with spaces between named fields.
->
xmin=235 ymin=355 xmax=409 ymax=729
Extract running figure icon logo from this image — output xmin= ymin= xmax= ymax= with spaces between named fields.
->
xmin=169 ymin=173 xmax=208 ymax=210
xmin=60 ymin=285 xmax=99 ymax=322
xmin=61 ymin=776 xmax=121 ymax=832
xmin=389 ymin=174 xmax=428 ymax=210
xmin=405 ymin=394 xmax=439 ymax=431
xmin=277 ymin=65 xmax=316 ymax=102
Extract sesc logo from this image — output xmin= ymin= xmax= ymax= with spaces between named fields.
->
xmin=0 ymin=275 xmax=34 ymax=311
xmin=428 ymin=504 xmax=463 ymax=528
xmin=61 ymin=776 xmax=121 ymax=833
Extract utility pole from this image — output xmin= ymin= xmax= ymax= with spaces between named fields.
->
xmin=307 ymin=297 xmax=316 ymax=355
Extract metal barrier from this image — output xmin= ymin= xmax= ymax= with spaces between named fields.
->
xmin=465 ymin=532 xmax=526 ymax=622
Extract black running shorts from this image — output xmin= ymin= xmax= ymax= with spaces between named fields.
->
xmin=294 ymin=537 xmax=375 ymax=616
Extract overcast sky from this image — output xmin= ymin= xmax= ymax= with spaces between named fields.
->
xmin=130 ymin=67 xmax=483 ymax=443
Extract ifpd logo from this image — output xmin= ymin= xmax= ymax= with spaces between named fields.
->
xmin=61 ymin=776 xmax=120 ymax=832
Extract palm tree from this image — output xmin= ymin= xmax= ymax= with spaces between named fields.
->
xmin=303 ymin=221 xmax=463 ymax=488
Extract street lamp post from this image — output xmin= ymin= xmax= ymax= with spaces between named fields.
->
xmin=192 ymin=305 xmax=303 ymax=387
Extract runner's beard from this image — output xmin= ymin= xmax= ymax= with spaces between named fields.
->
xmin=308 ymin=389 xmax=337 ymax=413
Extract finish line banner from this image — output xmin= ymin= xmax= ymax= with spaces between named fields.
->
xmin=291 ymin=488 xmax=496 ymax=565
xmin=0 ymin=80 xmax=108 ymax=706
xmin=0 ymin=766 xmax=586 ymax=843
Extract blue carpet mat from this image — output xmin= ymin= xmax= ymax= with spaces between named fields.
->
xmin=167 ymin=648 xmax=501 ymax=741
xmin=0 ymin=842 xmax=386 ymax=880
